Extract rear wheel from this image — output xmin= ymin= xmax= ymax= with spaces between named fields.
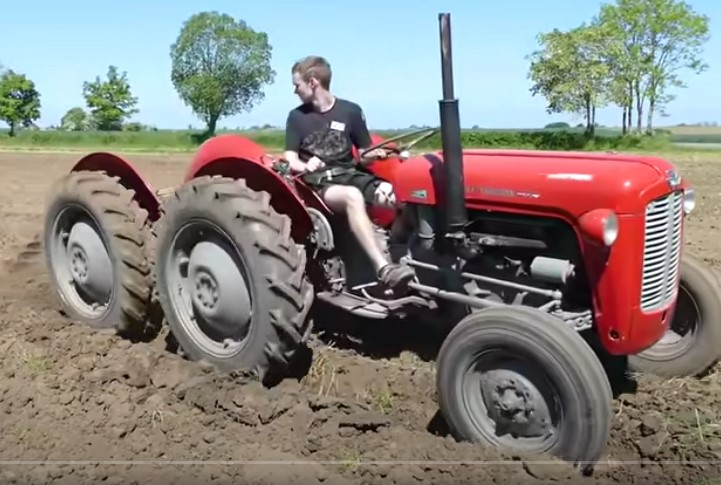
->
xmin=43 ymin=170 xmax=155 ymax=339
xmin=436 ymin=307 xmax=612 ymax=472
xmin=629 ymin=254 xmax=721 ymax=378
xmin=154 ymin=176 xmax=314 ymax=384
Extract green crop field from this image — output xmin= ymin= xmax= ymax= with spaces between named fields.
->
xmin=2 ymin=125 xmax=719 ymax=155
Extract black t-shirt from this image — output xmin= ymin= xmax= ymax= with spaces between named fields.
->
xmin=284 ymin=98 xmax=372 ymax=168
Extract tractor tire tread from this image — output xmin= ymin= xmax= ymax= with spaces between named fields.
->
xmin=45 ymin=170 xmax=156 ymax=339
xmin=629 ymin=253 xmax=721 ymax=378
xmin=436 ymin=306 xmax=612 ymax=471
xmin=155 ymin=175 xmax=313 ymax=383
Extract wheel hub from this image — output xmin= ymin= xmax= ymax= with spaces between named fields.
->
xmin=65 ymin=221 xmax=113 ymax=304
xmin=194 ymin=271 xmax=219 ymax=310
xmin=70 ymin=247 xmax=89 ymax=282
xmin=480 ymin=369 xmax=553 ymax=439
xmin=178 ymin=239 xmax=252 ymax=353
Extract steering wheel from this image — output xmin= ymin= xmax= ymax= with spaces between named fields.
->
xmin=358 ymin=126 xmax=439 ymax=160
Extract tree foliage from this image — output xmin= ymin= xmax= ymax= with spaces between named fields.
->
xmin=0 ymin=70 xmax=41 ymax=136
xmin=60 ymin=107 xmax=90 ymax=131
xmin=529 ymin=24 xmax=612 ymax=136
xmin=528 ymin=0 xmax=710 ymax=135
xmin=169 ymin=11 xmax=276 ymax=135
xmin=82 ymin=65 xmax=139 ymax=131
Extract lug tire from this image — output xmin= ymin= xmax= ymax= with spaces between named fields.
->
xmin=154 ymin=176 xmax=314 ymax=384
xmin=436 ymin=306 xmax=612 ymax=472
xmin=629 ymin=254 xmax=721 ymax=378
xmin=43 ymin=170 xmax=156 ymax=339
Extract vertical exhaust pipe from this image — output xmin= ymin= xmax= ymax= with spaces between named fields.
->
xmin=438 ymin=13 xmax=468 ymax=234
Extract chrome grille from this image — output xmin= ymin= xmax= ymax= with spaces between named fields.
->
xmin=640 ymin=190 xmax=683 ymax=312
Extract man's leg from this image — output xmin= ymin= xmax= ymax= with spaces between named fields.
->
xmin=322 ymin=184 xmax=415 ymax=288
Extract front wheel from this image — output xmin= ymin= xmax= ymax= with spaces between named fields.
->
xmin=154 ymin=176 xmax=314 ymax=385
xmin=628 ymin=254 xmax=721 ymax=378
xmin=436 ymin=307 xmax=612 ymax=472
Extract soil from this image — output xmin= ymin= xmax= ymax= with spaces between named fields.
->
xmin=1 ymin=150 xmax=721 ymax=485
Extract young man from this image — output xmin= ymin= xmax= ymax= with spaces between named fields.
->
xmin=283 ymin=55 xmax=416 ymax=289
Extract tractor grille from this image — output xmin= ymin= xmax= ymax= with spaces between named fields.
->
xmin=640 ymin=190 xmax=684 ymax=312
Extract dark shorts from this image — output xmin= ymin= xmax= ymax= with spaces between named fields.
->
xmin=301 ymin=166 xmax=383 ymax=205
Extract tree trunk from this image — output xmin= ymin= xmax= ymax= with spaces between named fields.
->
xmin=627 ymin=81 xmax=634 ymax=132
xmin=206 ymin=115 xmax=218 ymax=137
xmin=622 ymin=107 xmax=628 ymax=135
xmin=584 ymin=96 xmax=592 ymax=136
xmin=8 ymin=122 xmax=16 ymax=137
xmin=634 ymin=81 xmax=643 ymax=133
xmin=646 ymin=96 xmax=655 ymax=135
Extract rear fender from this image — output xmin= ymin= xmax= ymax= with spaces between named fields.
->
xmin=71 ymin=152 xmax=161 ymax=222
xmin=185 ymin=134 xmax=314 ymax=242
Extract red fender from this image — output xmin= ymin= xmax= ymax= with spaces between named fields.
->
xmin=71 ymin=152 xmax=161 ymax=222
xmin=184 ymin=134 xmax=314 ymax=242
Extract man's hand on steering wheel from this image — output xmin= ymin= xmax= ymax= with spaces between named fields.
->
xmin=360 ymin=147 xmax=394 ymax=162
xmin=304 ymin=156 xmax=325 ymax=172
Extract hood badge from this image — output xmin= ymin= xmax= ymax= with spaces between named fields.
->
xmin=666 ymin=169 xmax=681 ymax=189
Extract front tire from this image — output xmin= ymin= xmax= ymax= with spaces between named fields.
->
xmin=629 ymin=254 xmax=721 ymax=378
xmin=436 ymin=307 xmax=612 ymax=472
xmin=43 ymin=170 xmax=155 ymax=339
xmin=154 ymin=176 xmax=314 ymax=384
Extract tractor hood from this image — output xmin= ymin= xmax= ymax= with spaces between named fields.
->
xmin=394 ymin=148 xmax=686 ymax=217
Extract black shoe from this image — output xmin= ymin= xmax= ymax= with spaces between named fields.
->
xmin=377 ymin=263 xmax=415 ymax=288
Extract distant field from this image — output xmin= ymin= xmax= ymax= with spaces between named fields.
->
xmin=674 ymin=142 xmax=721 ymax=150
xmin=1 ymin=125 xmax=720 ymax=153
xmin=667 ymin=125 xmax=721 ymax=136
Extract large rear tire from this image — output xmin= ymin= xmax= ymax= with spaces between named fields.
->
xmin=436 ymin=307 xmax=612 ymax=472
xmin=43 ymin=170 xmax=155 ymax=339
xmin=154 ymin=176 xmax=314 ymax=384
xmin=629 ymin=254 xmax=721 ymax=378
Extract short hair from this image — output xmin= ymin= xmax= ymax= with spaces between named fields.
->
xmin=292 ymin=55 xmax=332 ymax=89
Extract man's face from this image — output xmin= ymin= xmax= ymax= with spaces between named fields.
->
xmin=292 ymin=72 xmax=315 ymax=103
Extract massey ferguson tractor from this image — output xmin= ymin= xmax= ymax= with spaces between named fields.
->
xmin=42 ymin=12 xmax=721 ymax=472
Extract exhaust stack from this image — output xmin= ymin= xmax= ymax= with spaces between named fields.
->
xmin=438 ymin=13 xmax=468 ymax=234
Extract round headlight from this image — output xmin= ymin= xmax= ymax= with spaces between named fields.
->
xmin=603 ymin=212 xmax=619 ymax=246
xmin=683 ymin=188 xmax=696 ymax=215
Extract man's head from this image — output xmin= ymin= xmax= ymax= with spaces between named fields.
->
xmin=291 ymin=55 xmax=332 ymax=104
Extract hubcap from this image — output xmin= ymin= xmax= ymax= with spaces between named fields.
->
xmin=49 ymin=206 xmax=113 ymax=319
xmin=66 ymin=221 xmax=113 ymax=302
xmin=462 ymin=351 xmax=561 ymax=452
xmin=166 ymin=222 xmax=253 ymax=358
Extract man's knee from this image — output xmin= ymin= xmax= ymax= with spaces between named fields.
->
xmin=372 ymin=181 xmax=396 ymax=208
xmin=323 ymin=185 xmax=365 ymax=212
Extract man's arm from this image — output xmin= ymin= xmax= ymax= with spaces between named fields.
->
xmin=283 ymin=112 xmax=309 ymax=173
xmin=348 ymin=104 xmax=388 ymax=164
xmin=348 ymin=104 xmax=373 ymax=150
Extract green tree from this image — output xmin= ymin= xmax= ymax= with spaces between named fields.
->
xmin=60 ymin=106 xmax=90 ymax=131
xmin=0 ymin=70 xmax=41 ymax=136
xmin=528 ymin=24 xmax=611 ymax=136
xmin=170 ymin=11 xmax=276 ymax=136
xmin=597 ymin=0 xmax=709 ymax=133
xmin=82 ymin=65 xmax=139 ymax=131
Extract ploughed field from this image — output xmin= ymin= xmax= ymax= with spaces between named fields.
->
xmin=1 ymin=150 xmax=721 ymax=485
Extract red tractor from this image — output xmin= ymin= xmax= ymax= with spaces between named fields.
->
xmin=42 ymin=13 xmax=721 ymax=472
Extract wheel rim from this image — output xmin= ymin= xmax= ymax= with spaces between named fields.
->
xmin=49 ymin=204 xmax=114 ymax=319
xmin=460 ymin=349 xmax=562 ymax=452
xmin=165 ymin=219 xmax=253 ymax=358
xmin=642 ymin=284 xmax=699 ymax=359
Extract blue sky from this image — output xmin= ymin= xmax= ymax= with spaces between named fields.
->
xmin=1 ymin=0 xmax=718 ymax=130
